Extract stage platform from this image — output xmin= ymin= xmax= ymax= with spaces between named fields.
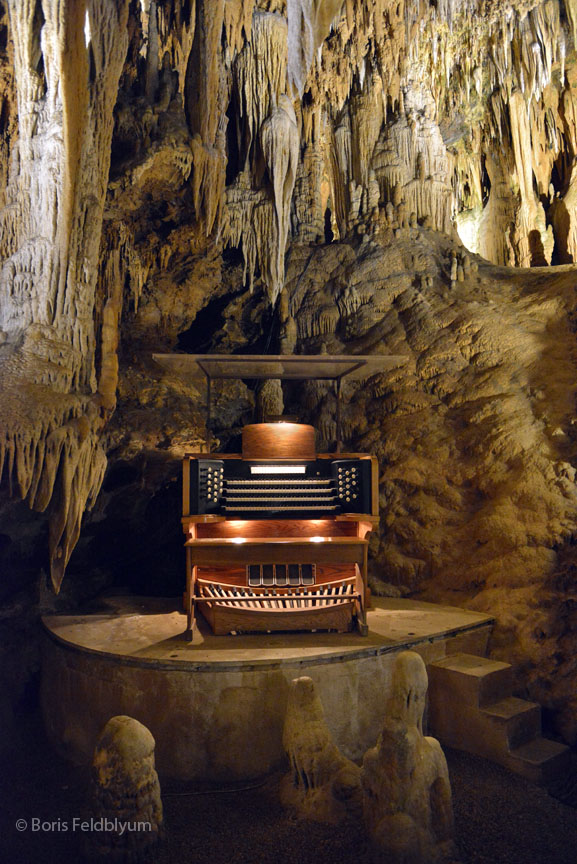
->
xmin=41 ymin=596 xmax=494 ymax=781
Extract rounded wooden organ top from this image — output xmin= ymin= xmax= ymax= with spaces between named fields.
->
xmin=241 ymin=422 xmax=316 ymax=460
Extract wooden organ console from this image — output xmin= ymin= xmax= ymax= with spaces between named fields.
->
xmin=181 ymin=421 xmax=378 ymax=638
xmin=152 ymin=352 xmax=407 ymax=641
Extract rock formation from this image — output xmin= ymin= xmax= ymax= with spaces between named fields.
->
xmin=0 ymin=0 xmax=128 ymax=590
xmin=91 ymin=715 xmax=163 ymax=861
xmin=280 ymin=676 xmax=362 ymax=823
xmin=2 ymin=0 xmax=577 ymax=759
xmin=362 ymin=651 xmax=455 ymax=864
xmin=260 ymin=94 xmax=300 ymax=302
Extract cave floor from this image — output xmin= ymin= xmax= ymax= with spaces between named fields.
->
xmin=1 ymin=712 xmax=576 ymax=864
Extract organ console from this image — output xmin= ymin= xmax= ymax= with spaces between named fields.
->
xmin=181 ymin=421 xmax=378 ymax=638
xmin=152 ymin=353 xmax=407 ymax=641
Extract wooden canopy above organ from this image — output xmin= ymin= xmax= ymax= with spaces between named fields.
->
xmin=153 ymin=353 xmax=408 ymax=640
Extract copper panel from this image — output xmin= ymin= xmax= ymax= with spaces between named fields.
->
xmin=242 ymin=423 xmax=316 ymax=459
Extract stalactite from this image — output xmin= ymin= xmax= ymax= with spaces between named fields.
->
xmin=0 ymin=0 xmax=128 ymax=590
xmin=291 ymin=144 xmax=325 ymax=243
xmin=508 ymin=89 xmax=551 ymax=266
xmin=287 ymin=0 xmax=344 ymax=96
xmin=98 ymin=295 xmax=121 ymax=415
xmin=224 ymin=170 xmax=277 ymax=294
xmin=190 ymin=134 xmax=227 ymax=236
xmin=185 ymin=0 xmax=227 ymax=234
xmin=100 ymin=222 xmax=154 ymax=313
xmin=233 ymin=11 xmax=288 ymax=165
xmin=421 ymin=0 xmax=577 ymax=264
xmin=47 ymin=421 xmax=108 ymax=591
xmin=147 ymin=0 xmax=196 ymax=102
xmin=260 ymin=95 xmax=300 ymax=302
xmin=224 ymin=0 xmax=255 ymax=56
xmin=349 ymin=74 xmax=384 ymax=190
xmin=372 ymin=87 xmax=453 ymax=234
xmin=224 ymin=8 xmax=296 ymax=298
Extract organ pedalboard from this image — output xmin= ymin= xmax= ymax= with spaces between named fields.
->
xmin=181 ymin=423 xmax=378 ymax=639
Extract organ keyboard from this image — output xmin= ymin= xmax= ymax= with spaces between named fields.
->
xmin=181 ymin=422 xmax=378 ymax=638
xmin=188 ymin=457 xmax=373 ymax=516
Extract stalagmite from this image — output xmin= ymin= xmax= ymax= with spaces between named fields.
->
xmin=256 ymin=379 xmax=284 ymax=421
xmin=280 ymin=676 xmax=362 ymax=823
xmin=362 ymin=652 xmax=455 ymax=864
xmin=450 ymin=253 xmax=457 ymax=286
xmin=91 ymin=715 xmax=163 ymax=861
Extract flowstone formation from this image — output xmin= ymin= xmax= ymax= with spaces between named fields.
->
xmin=280 ymin=228 xmax=577 ymax=743
xmin=91 ymin=715 xmax=163 ymax=861
xmin=362 ymin=652 xmax=455 ymax=864
xmin=280 ymin=676 xmax=363 ymax=823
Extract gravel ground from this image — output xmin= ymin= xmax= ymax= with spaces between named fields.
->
xmin=2 ymin=717 xmax=577 ymax=864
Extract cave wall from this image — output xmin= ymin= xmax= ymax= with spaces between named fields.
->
xmin=1 ymin=0 xmax=577 ymax=743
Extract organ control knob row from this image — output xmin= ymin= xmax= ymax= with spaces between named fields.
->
xmin=205 ymin=465 xmax=224 ymax=502
xmin=337 ymin=463 xmax=359 ymax=503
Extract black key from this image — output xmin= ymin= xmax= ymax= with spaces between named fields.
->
xmin=275 ymin=564 xmax=287 ymax=586
xmin=301 ymin=564 xmax=315 ymax=585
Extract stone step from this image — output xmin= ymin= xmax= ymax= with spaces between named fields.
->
xmin=482 ymin=697 xmax=541 ymax=750
xmin=427 ymin=653 xmax=571 ymax=785
xmin=428 ymin=652 xmax=513 ymax=708
xmin=507 ymin=738 xmax=571 ymax=785
xmin=428 ymin=696 xmax=533 ymax=762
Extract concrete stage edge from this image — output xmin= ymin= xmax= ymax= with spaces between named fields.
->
xmin=41 ymin=596 xmax=494 ymax=781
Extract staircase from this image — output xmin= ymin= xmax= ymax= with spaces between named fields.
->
xmin=427 ymin=653 xmax=570 ymax=784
